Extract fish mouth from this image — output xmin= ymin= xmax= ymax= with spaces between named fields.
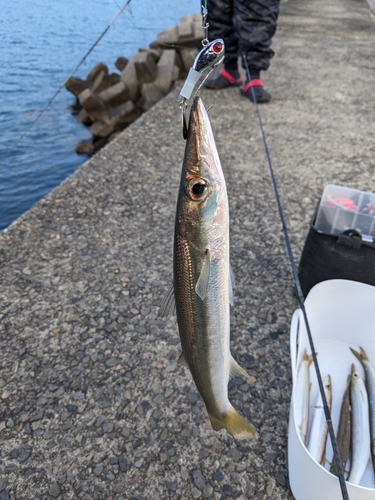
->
xmin=185 ymin=96 xmax=225 ymax=186
xmin=186 ymin=96 xmax=205 ymax=141
xmin=187 ymin=95 xmax=217 ymax=147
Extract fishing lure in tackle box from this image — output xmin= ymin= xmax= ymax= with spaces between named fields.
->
xmin=179 ymin=38 xmax=225 ymax=139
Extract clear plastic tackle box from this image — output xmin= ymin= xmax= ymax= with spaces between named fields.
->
xmin=315 ymin=184 xmax=375 ymax=238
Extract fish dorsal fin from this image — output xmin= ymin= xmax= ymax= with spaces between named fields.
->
xmin=229 ymin=264 xmax=235 ymax=306
xmin=158 ymin=283 xmax=176 ymax=318
xmin=178 ymin=352 xmax=188 ymax=367
xmin=195 ymin=249 xmax=211 ymax=301
xmin=230 ymin=357 xmax=250 ymax=379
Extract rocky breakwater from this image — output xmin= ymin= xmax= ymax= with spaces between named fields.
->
xmin=65 ymin=13 xmax=203 ymax=155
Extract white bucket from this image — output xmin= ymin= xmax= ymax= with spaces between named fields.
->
xmin=288 ymin=279 xmax=375 ymax=500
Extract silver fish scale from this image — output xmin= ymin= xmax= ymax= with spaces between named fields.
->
xmin=362 ymin=359 xmax=375 ymax=463
xmin=348 ymin=367 xmax=371 ymax=485
xmin=174 ymin=232 xmax=230 ymax=415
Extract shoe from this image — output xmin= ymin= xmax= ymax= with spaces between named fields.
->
xmin=205 ymin=68 xmax=243 ymax=89
xmin=240 ymin=79 xmax=271 ymax=103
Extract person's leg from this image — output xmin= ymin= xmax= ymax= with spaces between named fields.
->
xmin=204 ymin=0 xmax=242 ymax=89
xmin=234 ymin=0 xmax=280 ymax=102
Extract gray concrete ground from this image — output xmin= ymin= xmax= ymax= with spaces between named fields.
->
xmin=1 ymin=0 xmax=375 ymax=498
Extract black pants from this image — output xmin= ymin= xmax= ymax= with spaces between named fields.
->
xmin=207 ymin=0 xmax=280 ymax=72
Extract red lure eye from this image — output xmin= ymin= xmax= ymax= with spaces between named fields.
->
xmin=212 ymin=41 xmax=223 ymax=54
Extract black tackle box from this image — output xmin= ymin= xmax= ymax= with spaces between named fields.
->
xmin=298 ymin=184 xmax=375 ymax=298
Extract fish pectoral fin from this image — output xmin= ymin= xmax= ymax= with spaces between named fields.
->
xmin=209 ymin=407 xmax=258 ymax=440
xmin=230 ymin=357 xmax=250 ymax=379
xmin=158 ymin=283 xmax=176 ymax=318
xmin=228 ymin=263 xmax=235 ymax=306
xmin=195 ymin=249 xmax=211 ymax=301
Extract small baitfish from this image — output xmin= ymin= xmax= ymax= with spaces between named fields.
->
xmin=348 ymin=363 xmax=371 ymax=485
xmin=295 ymin=349 xmax=313 ymax=444
xmin=307 ymin=374 xmax=332 ymax=464
xmin=350 ymin=346 xmax=375 ymax=475
xmin=330 ymin=374 xmax=351 ymax=478
xmin=160 ymin=96 xmax=257 ymax=440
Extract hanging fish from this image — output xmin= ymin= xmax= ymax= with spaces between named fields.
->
xmin=295 ymin=349 xmax=313 ymax=444
xmin=350 ymin=346 xmax=375 ymax=475
xmin=347 ymin=363 xmax=371 ymax=485
xmin=159 ymin=96 xmax=257 ymax=440
xmin=307 ymin=374 xmax=332 ymax=464
xmin=330 ymin=374 xmax=351 ymax=478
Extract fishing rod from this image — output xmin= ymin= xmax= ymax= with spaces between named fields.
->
xmin=242 ymin=55 xmax=350 ymax=500
xmin=0 ymin=0 xmax=132 ymax=165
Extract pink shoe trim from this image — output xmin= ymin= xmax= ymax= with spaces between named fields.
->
xmin=242 ymin=79 xmax=264 ymax=92
xmin=219 ymin=68 xmax=242 ymax=84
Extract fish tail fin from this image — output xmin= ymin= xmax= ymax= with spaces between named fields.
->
xmin=350 ymin=346 xmax=367 ymax=362
xmin=360 ymin=346 xmax=369 ymax=361
xmin=302 ymin=348 xmax=313 ymax=365
xmin=208 ymin=407 xmax=258 ymax=440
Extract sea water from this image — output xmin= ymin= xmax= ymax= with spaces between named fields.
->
xmin=0 ymin=0 xmax=196 ymax=230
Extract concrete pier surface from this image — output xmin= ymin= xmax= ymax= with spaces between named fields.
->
xmin=1 ymin=0 xmax=375 ymax=498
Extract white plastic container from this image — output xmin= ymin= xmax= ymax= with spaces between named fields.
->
xmin=288 ymin=279 xmax=375 ymax=500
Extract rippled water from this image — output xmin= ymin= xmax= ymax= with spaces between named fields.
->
xmin=0 ymin=0 xmax=196 ymax=230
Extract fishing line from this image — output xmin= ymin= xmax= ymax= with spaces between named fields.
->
xmin=201 ymin=0 xmax=209 ymax=45
xmin=242 ymin=55 xmax=350 ymax=500
xmin=0 ymin=0 xmax=132 ymax=165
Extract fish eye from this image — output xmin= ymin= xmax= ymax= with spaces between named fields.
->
xmin=186 ymin=179 xmax=209 ymax=201
xmin=192 ymin=183 xmax=205 ymax=195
